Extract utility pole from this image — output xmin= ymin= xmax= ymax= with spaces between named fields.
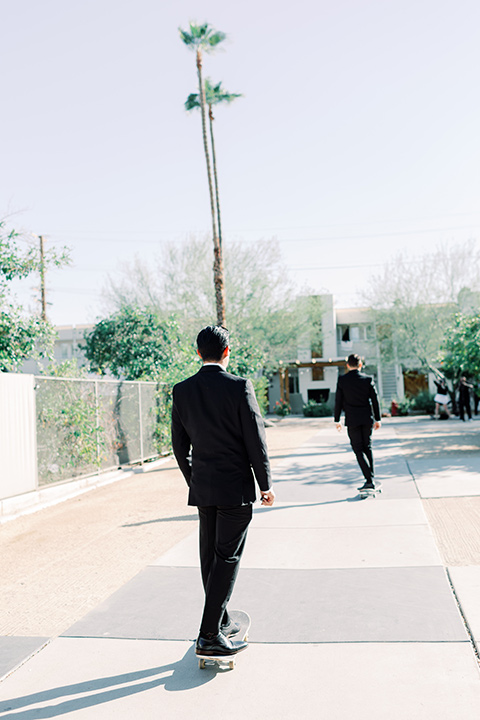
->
xmin=39 ymin=235 xmax=47 ymax=321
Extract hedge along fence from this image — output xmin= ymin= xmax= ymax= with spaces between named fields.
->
xmin=35 ymin=372 xmax=270 ymax=487
xmin=35 ymin=376 xmax=165 ymax=486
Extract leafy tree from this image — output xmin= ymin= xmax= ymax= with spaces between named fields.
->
xmin=364 ymin=240 xmax=480 ymax=370
xmin=185 ymin=78 xmax=242 ymax=247
xmin=84 ymin=306 xmax=198 ymax=382
xmin=0 ymin=310 xmax=57 ymax=372
xmin=84 ymin=306 xmax=201 ymax=452
xmin=0 ymin=222 xmax=70 ymax=371
xmin=179 ymin=22 xmax=227 ymax=326
xmin=441 ymin=312 xmax=480 ymax=381
xmin=103 ymin=235 xmax=323 ymax=375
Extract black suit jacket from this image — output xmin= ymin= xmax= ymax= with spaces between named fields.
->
xmin=171 ymin=365 xmax=272 ymax=507
xmin=334 ymin=369 xmax=381 ymax=427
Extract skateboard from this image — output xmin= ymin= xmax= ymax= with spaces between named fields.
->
xmin=358 ymin=482 xmax=382 ymax=499
xmin=197 ymin=610 xmax=251 ymax=670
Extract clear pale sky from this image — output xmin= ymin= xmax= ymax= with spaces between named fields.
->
xmin=2 ymin=0 xmax=480 ymax=325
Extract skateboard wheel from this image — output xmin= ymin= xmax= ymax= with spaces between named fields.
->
xmin=199 ymin=659 xmax=206 ymax=669
xmin=229 ymin=660 xmax=235 ymax=670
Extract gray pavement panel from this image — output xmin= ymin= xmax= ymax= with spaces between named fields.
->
xmin=63 ymin=567 xmax=204 ymax=642
xmin=62 ymin=565 xmax=467 ymax=644
xmin=230 ymin=567 xmax=467 ymax=643
xmin=0 ymin=637 xmax=48 ymax=680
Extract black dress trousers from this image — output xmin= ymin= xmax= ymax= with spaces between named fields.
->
xmin=198 ymin=504 xmax=253 ymax=636
xmin=347 ymin=424 xmax=374 ymax=483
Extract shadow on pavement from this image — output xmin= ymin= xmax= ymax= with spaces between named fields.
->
xmin=0 ymin=645 xmax=217 ymax=718
xmin=122 ymin=514 xmax=198 ymax=527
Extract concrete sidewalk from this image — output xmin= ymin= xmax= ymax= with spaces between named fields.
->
xmin=1 ymin=420 xmax=480 ymax=718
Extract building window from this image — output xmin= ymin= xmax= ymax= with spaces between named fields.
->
xmin=60 ymin=343 xmax=71 ymax=359
xmin=312 ymin=365 xmax=324 ymax=381
xmin=341 ymin=326 xmax=350 ymax=342
xmin=308 ymin=388 xmax=330 ymax=403
xmin=339 ymin=325 xmax=367 ymax=343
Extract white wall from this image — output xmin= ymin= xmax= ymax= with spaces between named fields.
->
xmin=298 ymin=367 xmax=312 ymax=401
xmin=321 ymin=295 xmax=337 ymax=358
xmin=0 ymin=373 xmax=37 ymax=499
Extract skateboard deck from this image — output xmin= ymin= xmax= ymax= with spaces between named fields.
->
xmin=197 ymin=610 xmax=250 ymax=670
xmin=358 ymin=482 xmax=383 ymax=499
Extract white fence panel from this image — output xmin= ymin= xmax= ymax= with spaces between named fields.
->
xmin=0 ymin=373 xmax=37 ymax=499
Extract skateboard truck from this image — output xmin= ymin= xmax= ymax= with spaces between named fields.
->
xmin=358 ymin=482 xmax=383 ymax=499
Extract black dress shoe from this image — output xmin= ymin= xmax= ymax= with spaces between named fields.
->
xmin=358 ymin=482 xmax=375 ymax=491
xmin=196 ymin=633 xmax=248 ymax=657
xmin=221 ymin=618 xmax=241 ymax=638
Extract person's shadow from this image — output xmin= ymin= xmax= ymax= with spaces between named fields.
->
xmin=0 ymin=644 xmax=228 ymax=718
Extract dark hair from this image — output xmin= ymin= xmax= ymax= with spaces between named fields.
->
xmin=347 ymin=353 xmax=361 ymax=368
xmin=196 ymin=325 xmax=229 ymax=361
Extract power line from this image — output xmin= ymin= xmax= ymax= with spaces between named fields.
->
xmin=41 ymin=223 xmax=480 ymax=245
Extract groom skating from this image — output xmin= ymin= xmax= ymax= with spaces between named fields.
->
xmin=334 ymin=353 xmax=381 ymax=491
xmin=171 ymin=325 xmax=275 ymax=659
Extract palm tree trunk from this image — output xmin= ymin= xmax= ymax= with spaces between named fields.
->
xmin=208 ymin=105 xmax=223 ymax=248
xmin=196 ymin=50 xmax=226 ymax=326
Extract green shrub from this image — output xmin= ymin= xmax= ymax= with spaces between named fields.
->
xmin=411 ymin=391 xmax=435 ymax=414
xmin=395 ymin=397 xmax=412 ymax=416
xmin=274 ymin=399 xmax=291 ymax=416
xmin=302 ymin=399 xmax=332 ymax=417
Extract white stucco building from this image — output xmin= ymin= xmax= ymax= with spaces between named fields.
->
xmin=268 ymin=294 xmax=406 ymax=414
xmin=21 ymin=324 xmax=94 ymax=374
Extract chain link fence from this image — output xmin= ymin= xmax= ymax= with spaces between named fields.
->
xmin=35 ymin=377 xmax=163 ymax=486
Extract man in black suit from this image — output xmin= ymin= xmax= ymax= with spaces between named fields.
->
xmin=171 ymin=325 xmax=275 ymax=659
xmin=334 ymin=353 xmax=381 ymax=491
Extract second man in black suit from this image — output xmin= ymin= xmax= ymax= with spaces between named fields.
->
xmin=172 ymin=326 xmax=275 ymax=659
xmin=334 ymin=353 xmax=381 ymax=491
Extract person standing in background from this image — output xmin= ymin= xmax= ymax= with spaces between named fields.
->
xmin=433 ymin=377 xmax=450 ymax=419
xmin=458 ymin=376 xmax=473 ymax=421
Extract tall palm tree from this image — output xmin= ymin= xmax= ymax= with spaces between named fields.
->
xmin=179 ymin=22 xmax=227 ymax=326
xmin=185 ymin=79 xmax=242 ymax=250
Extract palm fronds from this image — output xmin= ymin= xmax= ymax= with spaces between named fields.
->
xmin=178 ymin=22 xmax=227 ymax=52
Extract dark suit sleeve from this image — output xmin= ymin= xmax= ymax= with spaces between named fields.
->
xmin=239 ymin=379 xmax=272 ymax=492
xmin=171 ymin=388 xmax=192 ymax=485
xmin=369 ymin=379 xmax=381 ymax=422
xmin=334 ymin=379 xmax=343 ymax=422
